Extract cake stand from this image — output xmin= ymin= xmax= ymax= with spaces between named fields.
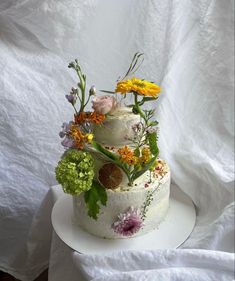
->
xmin=51 ymin=185 xmax=196 ymax=254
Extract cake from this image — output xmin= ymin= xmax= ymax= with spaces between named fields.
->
xmin=55 ymin=53 xmax=171 ymax=239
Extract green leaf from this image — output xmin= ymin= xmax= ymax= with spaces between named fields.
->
xmin=92 ymin=141 xmax=118 ymax=161
xmin=149 ymin=121 xmax=158 ymax=126
xmin=132 ymin=105 xmax=139 ymax=114
xmin=134 ymin=147 xmax=140 ymax=157
xmin=84 ymin=180 xmax=107 ymax=220
xmin=144 ymin=109 xmax=155 ymax=116
xmin=143 ymin=96 xmax=157 ymax=102
xmin=84 ymin=189 xmax=100 ymax=220
xmin=131 ymin=155 xmax=157 ymax=182
xmin=119 ymin=52 xmax=144 ymax=81
xmin=139 ymin=96 xmax=157 ymax=106
xmin=147 ymin=132 xmax=159 ymax=156
xmin=100 ymin=90 xmax=116 ymax=94
xmin=91 ymin=141 xmax=132 ymax=183
xmin=94 ymin=181 xmax=107 ymax=206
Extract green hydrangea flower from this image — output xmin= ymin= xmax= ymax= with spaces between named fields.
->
xmin=55 ymin=149 xmax=95 ymax=195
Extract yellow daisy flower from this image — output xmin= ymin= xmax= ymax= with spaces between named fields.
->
xmin=115 ymin=77 xmax=161 ymax=98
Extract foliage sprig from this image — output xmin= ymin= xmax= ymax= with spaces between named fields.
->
xmin=68 ymin=60 xmax=95 ymax=114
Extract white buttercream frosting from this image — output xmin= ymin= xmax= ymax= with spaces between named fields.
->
xmin=73 ymin=166 xmax=170 ymax=239
xmin=93 ymin=107 xmax=140 ymax=146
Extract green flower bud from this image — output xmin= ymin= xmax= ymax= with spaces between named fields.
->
xmin=89 ymin=85 xmax=96 ymax=96
xmin=68 ymin=62 xmax=76 ymax=68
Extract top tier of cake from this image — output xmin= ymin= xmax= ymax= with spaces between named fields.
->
xmin=92 ymin=107 xmax=140 ymax=146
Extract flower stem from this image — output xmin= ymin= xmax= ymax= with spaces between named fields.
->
xmin=134 ymin=93 xmax=148 ymax=125
xmin=72 ymin=105 xmax=78 ymax=114
xmin=75 ymin=67 xmax=86 ymax=113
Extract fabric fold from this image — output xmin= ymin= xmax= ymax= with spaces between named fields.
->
xmin=73 ymin=249 xmax=235 ymax=281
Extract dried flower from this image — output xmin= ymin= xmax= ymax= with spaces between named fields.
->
xmin=112 ymin=207 xmax=143 ymax=236
xmin=98 ymin=163 xmax=123 ymax=189
xmin=153 ymin=159 xmax=168 ymax=178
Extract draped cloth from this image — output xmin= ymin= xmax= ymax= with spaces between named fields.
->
xmin=0 ymin=0 xmax=234 ymax=280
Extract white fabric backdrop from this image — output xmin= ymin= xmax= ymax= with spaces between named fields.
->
xmin=0 ymin=0 xmax=234 ymax=280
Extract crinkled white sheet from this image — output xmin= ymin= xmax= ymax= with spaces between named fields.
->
xmin=73 ymin=249 xmax=234 ymax=281
xmin=0 ymin=0 xmax=234 ymax=280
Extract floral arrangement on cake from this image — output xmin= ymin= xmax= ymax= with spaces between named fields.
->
xmin=55 ymin=53 xmax=164 ymax=221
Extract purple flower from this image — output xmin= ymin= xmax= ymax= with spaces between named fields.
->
xmin=112 ymin=207 xmax=143 ymax=237
xmin=61 ymin=136 xmax=74 ymax=148
xmin=65 ymin=94 xmax=77 ymax=105
xmin=59 ymin=122 xmax=75 ymax=148
xmin=59 ymin=122 xmax=74 ymax=138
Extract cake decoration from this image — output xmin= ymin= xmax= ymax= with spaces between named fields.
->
xmin=55 ymin=53 xmax=171 ymax=238
xmin=111 ymin=207 xmax=143 ymax=237
xmin=140 ymin=183 xmax=160 ymax=221
xmin=92 ymin=95 xmax=118 ymax=115
xmin=98 ymin=163 xmax=123 ymax=189
xmin=55 ymin=149 xmax=95 ymax=195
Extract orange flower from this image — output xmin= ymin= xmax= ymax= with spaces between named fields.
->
xmin=74 ymin=112 xmax=86 ymax=124
xmin=69 ymin=125 xmax=85 ymax=149
xmin=90 ymin=111 xmax=106 ymax=124
xmin=74 ymin=111 xmax=105 ymax=125
xmin=117 ymin=146 xmax=138 ymax=165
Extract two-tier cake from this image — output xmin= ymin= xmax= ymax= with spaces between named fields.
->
xmin=55 ymin=53 xmax=171 ymax=239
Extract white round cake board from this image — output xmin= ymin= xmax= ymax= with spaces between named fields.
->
xmin=51 ymin=185 xmax=196 ymax=254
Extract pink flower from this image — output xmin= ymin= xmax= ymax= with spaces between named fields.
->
xmin=112 ymin=207 xmax=143 ymax=237
xmin=92 ymin=95 xmax=118 ymax=115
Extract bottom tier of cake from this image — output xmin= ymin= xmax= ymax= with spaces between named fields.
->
xmin=73 ymin=165 xmax=171 ymax=239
